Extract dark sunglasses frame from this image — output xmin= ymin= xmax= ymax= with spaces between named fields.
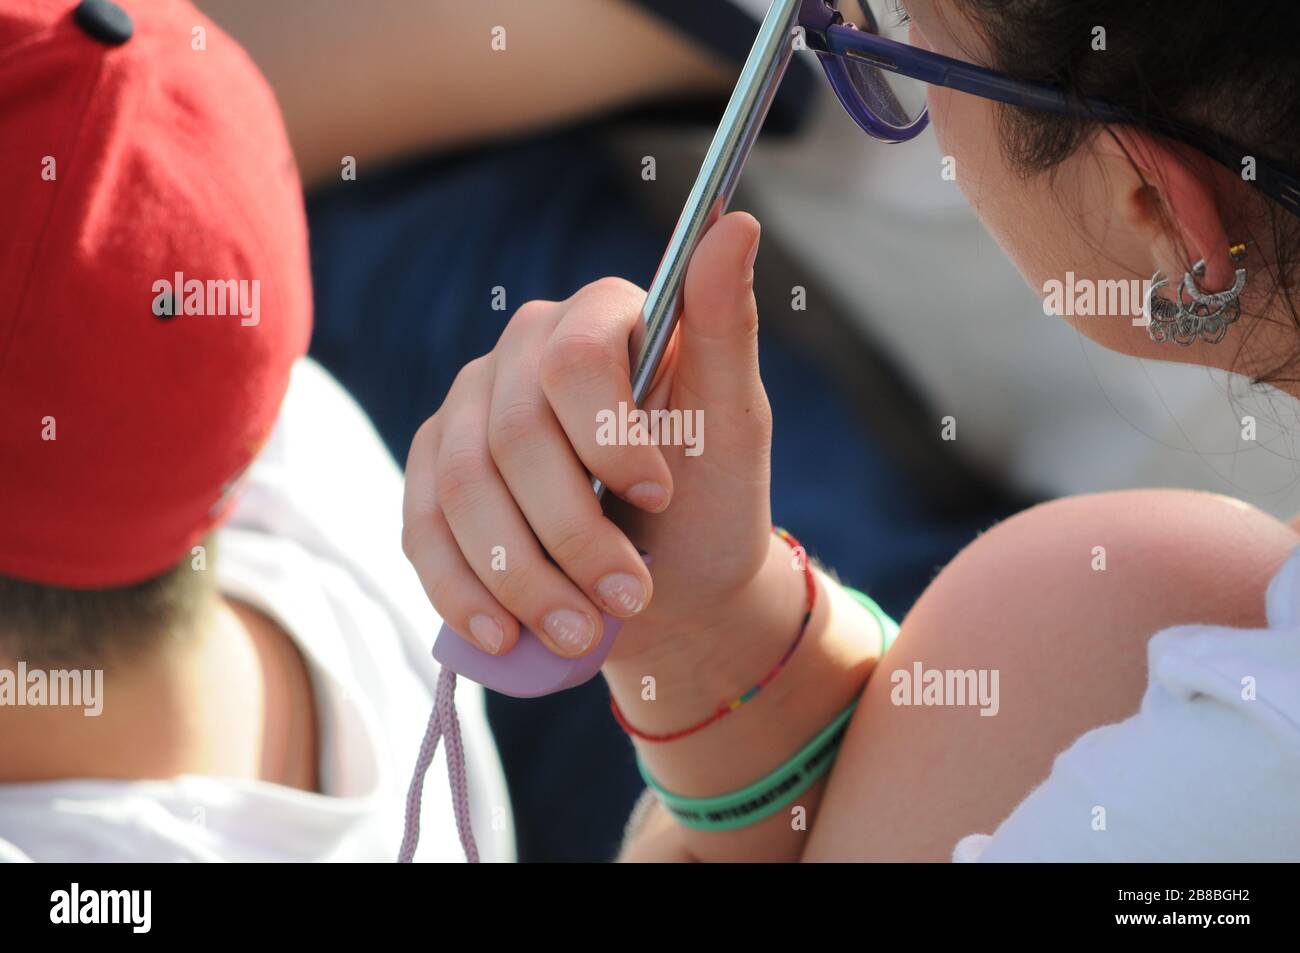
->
xmin=798 ymin=0 xmax=1300 ymax=218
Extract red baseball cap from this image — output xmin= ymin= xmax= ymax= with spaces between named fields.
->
xmin=0 ymin=0 xmax=312 ymax=587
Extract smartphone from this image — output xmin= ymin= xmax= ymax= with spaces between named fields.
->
xmin=434 ymin=0 xmax=803 ymax=697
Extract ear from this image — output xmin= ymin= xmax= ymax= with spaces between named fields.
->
xmin=1108 ymin=126 xmax=1235 ymax=290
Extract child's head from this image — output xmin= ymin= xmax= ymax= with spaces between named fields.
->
xmin=0 ymin=0 xmax=311 ymax=663
xmin=892 ymin=0 xmax=1299 ymax=381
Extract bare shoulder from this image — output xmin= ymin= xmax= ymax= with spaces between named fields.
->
xmin=908 ymin=488 xmax=1300 ymax=653
xmin=803 ymin=490 xmax=1300 ymax=861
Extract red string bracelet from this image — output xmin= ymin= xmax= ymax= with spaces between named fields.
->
xmin=610 ymin=526 xmax=817 ymax=743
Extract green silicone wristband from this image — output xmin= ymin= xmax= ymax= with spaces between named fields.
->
xmin=844 ymin=586 xmax=899 ymax=653
xmin=637 ymin=699 xmax=858 ymax=832
xmin=636 ymin=586 xmax=897 ymax=833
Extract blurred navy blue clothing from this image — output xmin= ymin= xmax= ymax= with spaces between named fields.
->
xmin=305 ymin=130 xmax=1006 ymax=861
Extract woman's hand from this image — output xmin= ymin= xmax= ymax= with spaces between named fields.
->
xmin=401 ymin=212 xmax=775 ymax=662
xmin=403 ymin=212 xmax=886 ymax=864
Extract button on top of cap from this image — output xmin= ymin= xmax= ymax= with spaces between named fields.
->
xmin=73 ymin=0 xmax=134 ymax=46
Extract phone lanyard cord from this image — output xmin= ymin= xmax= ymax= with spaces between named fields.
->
xmin=398 ymin=666 xmax=479 ymax=863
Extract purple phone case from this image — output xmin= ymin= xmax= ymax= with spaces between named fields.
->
xmin=433 ymin=554 xmax=651 ymax=698
xmin=432 ymin=615 xmax=625 ymax=698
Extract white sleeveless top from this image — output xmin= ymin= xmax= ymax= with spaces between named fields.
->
xmin=955 ymin=546 xmax=1300 ymax=861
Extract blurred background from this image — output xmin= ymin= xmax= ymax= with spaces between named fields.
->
xmin=197 ymin=0 xmax=1300 ymax=861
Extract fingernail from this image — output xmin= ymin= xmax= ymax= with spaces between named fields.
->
xmin=625 ymin=481 xmax=669 ymax=513
xmin=543 ymin=609 xmax=596 ymax=655
xmin=744 ymin=231 xmax=761 ymax=275
xmin=596 ymin=573 xmax=647 ymax=617
xmin=469 ymin=614 xmax=504 ymax=654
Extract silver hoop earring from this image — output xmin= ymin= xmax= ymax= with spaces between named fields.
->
xmin=1146 ymin=242 xmax=1249 ymax=346
xmin=1143 ymin=270 xmax=1188 ymax=345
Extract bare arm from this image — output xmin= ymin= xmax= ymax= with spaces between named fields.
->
xmin=621 ymin=489 xmax=1298 ymax=862
xmin=608 ymin=542 xmax=887 ymax=863
xmin=803 ymin=489 xmax=1297 ymax=861
xmin=197 ymin=0 xmax=732 ymax=185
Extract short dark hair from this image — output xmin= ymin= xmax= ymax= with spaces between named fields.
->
xmin=0 ymin=536 xmax=219 ymax=667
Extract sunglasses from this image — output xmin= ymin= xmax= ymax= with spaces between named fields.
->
xmin=799 ymin=0 xmax=1300 ymax=217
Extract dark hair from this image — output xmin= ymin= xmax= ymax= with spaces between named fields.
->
xmin=0 ymin=536 xmax=218 ymax=667
xmin=954 ymin=0 xmax=1300 ymax=381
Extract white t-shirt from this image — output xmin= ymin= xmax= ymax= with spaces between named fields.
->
xmin=955 ymin=545 xmax=1300 ymax=861
xmin=0 ymin=359 xmax=514 ymax=863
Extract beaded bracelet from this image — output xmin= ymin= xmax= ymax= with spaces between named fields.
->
xmin=633 ymin=589 xmax=899 ymax=834
xmin=610 ymin=526 xmax=816 ymax=743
